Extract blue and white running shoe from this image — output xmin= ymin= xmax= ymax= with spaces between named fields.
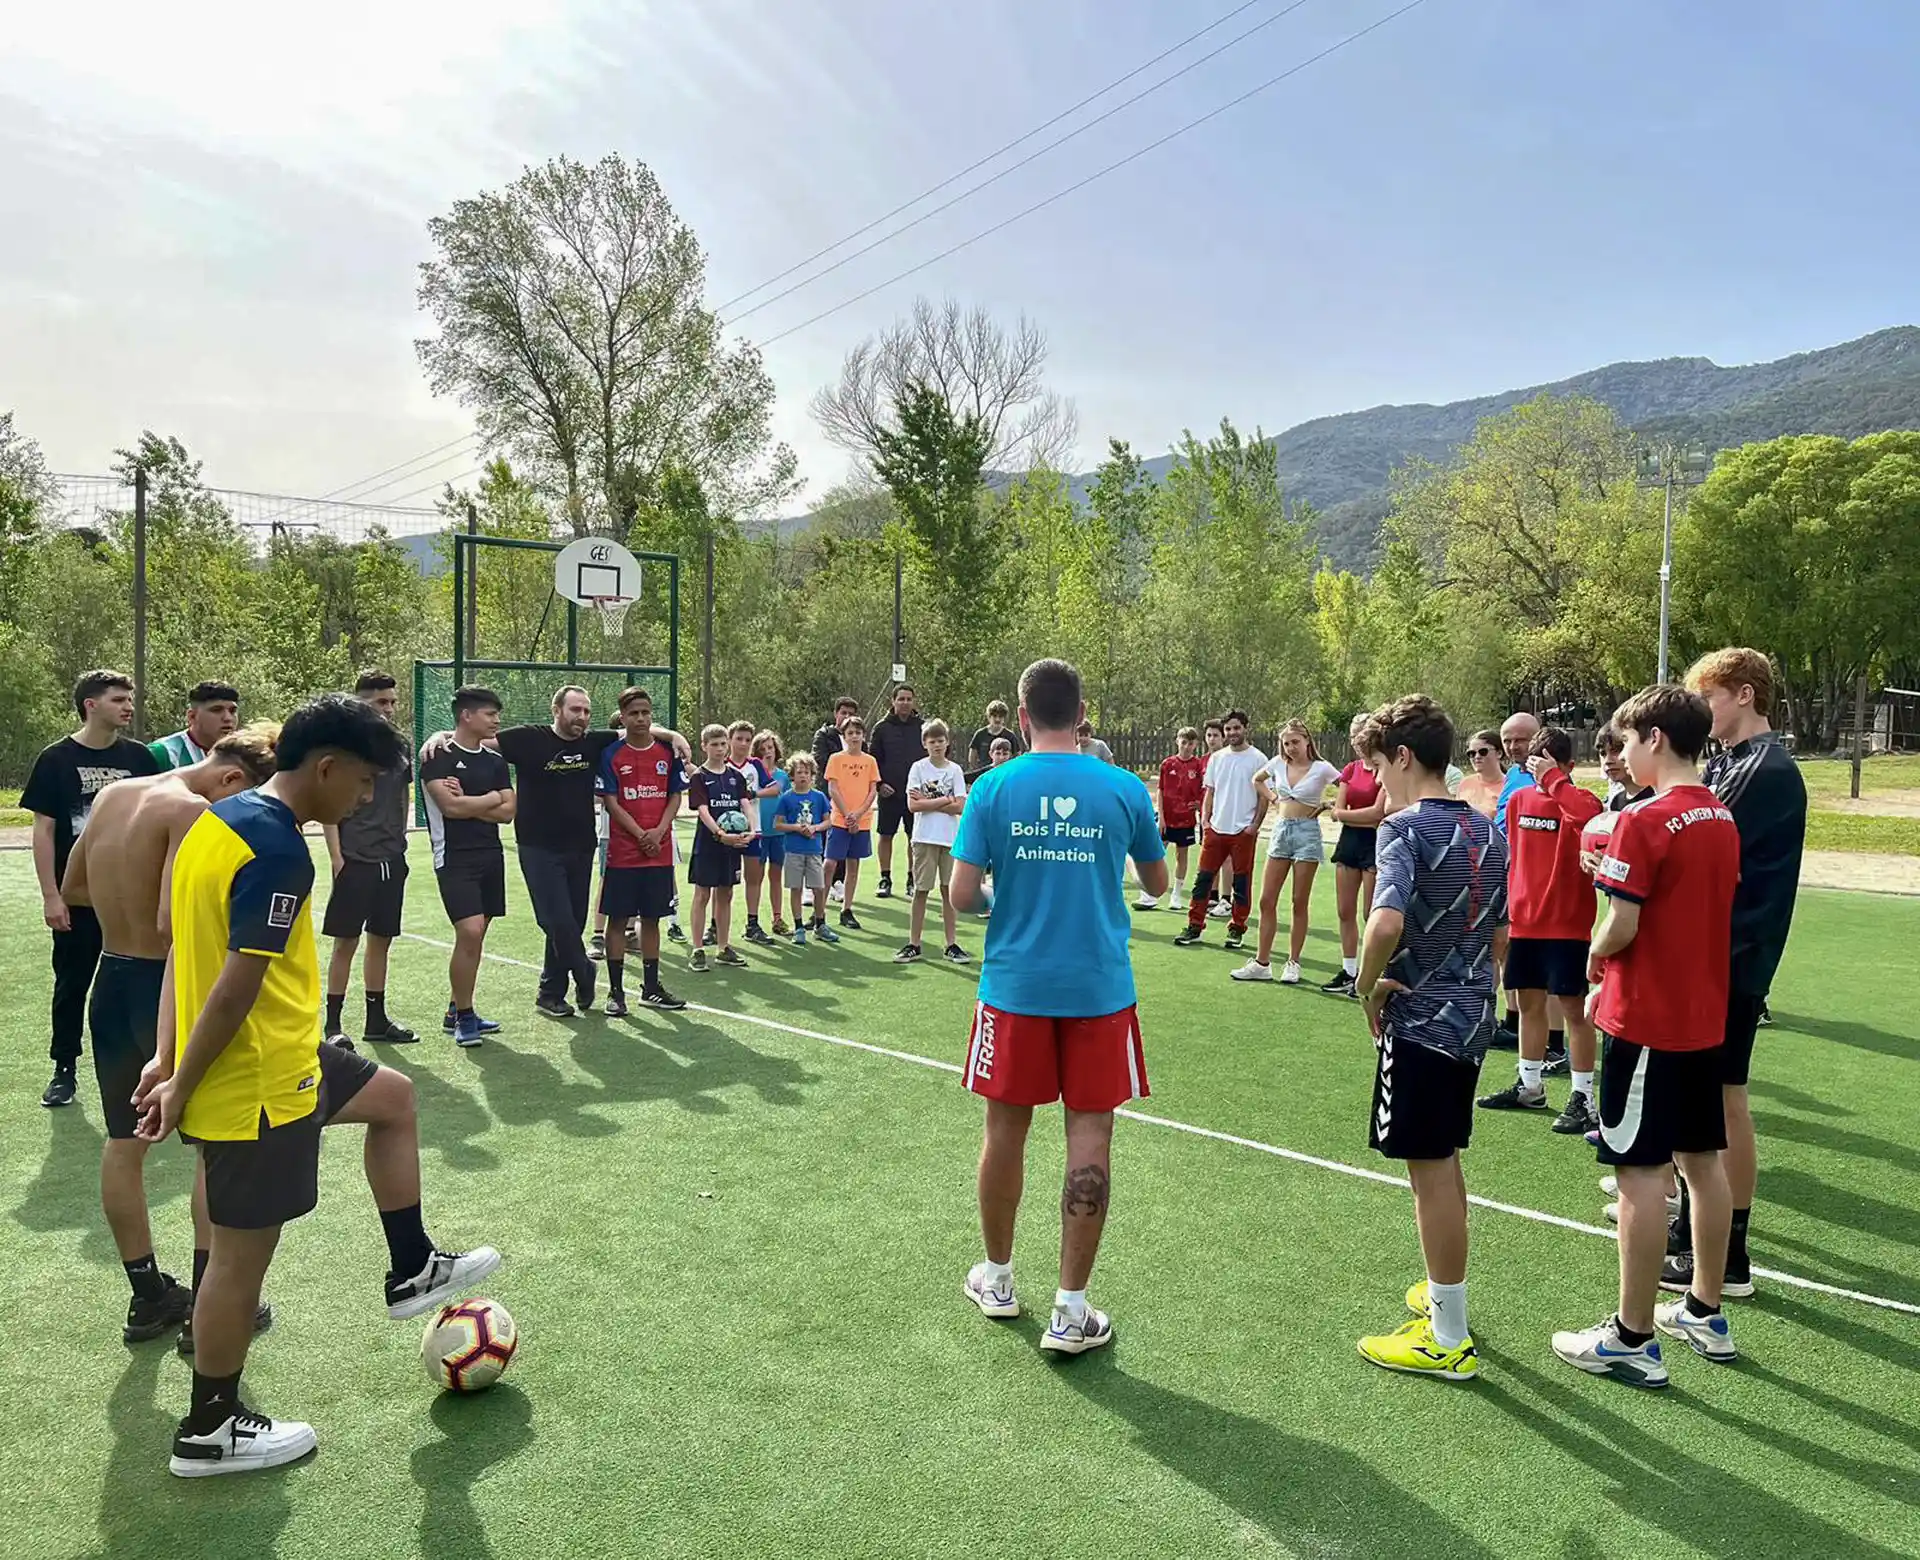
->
xmin=1551 ymin=1316 xmax=1669 ymax=1388
xmin=1654 ymin=1299 xmax=1737 ymax=1361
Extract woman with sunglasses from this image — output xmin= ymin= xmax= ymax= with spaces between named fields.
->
xmin=1456 ymin=730 xmax=1506 ymax=818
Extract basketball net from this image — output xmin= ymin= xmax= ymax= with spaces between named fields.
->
xmin=587 ymin=595 xmax=633 ymax=639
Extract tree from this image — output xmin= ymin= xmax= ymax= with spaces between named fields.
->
xmin=1675 ymin=431 xmax=1920 ymax=748
xmin=416 ymin=154 xmax=797 ymax=539
xmin=812 ymin=297 xmax=1077 ymax=476
xmin=0 ymin=411 xmax=55 ymax=620
xmin=1312 ymin=567 xmax=1372 ymax=724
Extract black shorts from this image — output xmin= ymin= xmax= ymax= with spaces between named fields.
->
xmin=1719 ymin=991 xmax=1765 ymax=1087
xmin=1161 ymin=825 xmax=1196 ymax=848
xmin=1594 ymin=1032 xmax=1727 ymax=1168
xmin=689 ymin=835 xmax=743 ymax=890
xmin=1333 ymin=826 xmax=1377 ymax=872
xmin=322 ymin=857 xmax=408 ymax=940
xmin=600 ymin=866 xmax=675 ymax=922
xmin=878 ymin=791 xmax=913 ymax=839
xmin=437 ymin=851 xmax=507 ymax=924
xmin=90 ymin=953 xmax=165 ymax=1140
xmin=192 ymin=1044 xmax=379 ymax=1230
xmin=1369 ymin=1030 xmax=1481 ymax=1160
xmin=1504 ymin=936 xmax=1590 ymax=998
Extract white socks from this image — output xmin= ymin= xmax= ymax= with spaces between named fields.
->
xmin=1518 ymin=1057 xmax=1545 ymax=1092
xmin=1427 ymin=1279 xmax=1469 ymax=1348
xmin=1572 ymin=1069 xmax=1594 ymax=1100
xmin=1054 ymin=1287 xmax=1087 ymax=1319
xmin=1174 ymin=878 xmax=1186 ymax=903
xmin=983 ymin=1258 xmax=1012 ymax=1286
xmin=1342 ymin=956 xmax=1358 ymax=976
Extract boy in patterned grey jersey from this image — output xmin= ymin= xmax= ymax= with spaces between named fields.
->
xmin=1353 ymin=695 xmax=1510 ymax=1381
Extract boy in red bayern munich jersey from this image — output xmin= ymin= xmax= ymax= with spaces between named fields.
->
xmin=1552 ymin=685 xmax=1739 ymax=1388
xmin=1479 ymin=726 xmax=1603 ymax=1133
xmin=1139 ymin=726 xmax=1204 ymax=911
xmin=595 ymin=688 xmax=688 ymax=1016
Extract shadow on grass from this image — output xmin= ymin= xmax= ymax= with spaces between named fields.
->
xmin=1745 ymin=1075 xmax=1853 ymax=1116
xmin=1057 ymin=1355 xmax=1496 ymax=1560
xmin=570 ymin=1016 xmax=817 ymax=1113
xmin=1754 ymin=1111 xmax=1920 ymax=1177
xmin=1763 ymin=1167 xmax=1920 ymax=1255
xmin=1769 ymin=1011 xmax=1919 ymax=1063
xmin=1748 ymin=1289 xmax=1920 ymax=1376
xmin=406 ymin=1059 xmax=501 ymax=1173
xmin=1753 ymin=1231 xmax=1920 ymax=1313
xmin=11 ymin=1106 xmax=194 ymax=1267
xmin=1476 ymin=1349 xmax=1912 ymax=1559
xmin=412 ymin=1382 xmax=536 ymax=1559
xmin=83 ymin=1345 xmax=296 ymax=1558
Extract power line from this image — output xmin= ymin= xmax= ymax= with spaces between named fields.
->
xmin=248 ymin=431 xmax=480 ymax=531
xmin=714 ymin=0 xmax=1280 ymax=315
xmin=755 ymin=0 xmax=1433 ymax=351
xmin=725 ymin=0 xmax=1321 ymax=329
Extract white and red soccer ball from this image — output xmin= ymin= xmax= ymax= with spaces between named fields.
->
xmin=421 ymin=1298 xmax=518 ymax=1393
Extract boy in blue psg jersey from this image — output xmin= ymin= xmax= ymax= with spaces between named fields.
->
xmin=950 ymin=658 xmax=1167 ymax=1356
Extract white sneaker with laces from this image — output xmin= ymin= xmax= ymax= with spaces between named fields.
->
xmin=1280 ymin=960 xmax=1302 ymax=984
xmin=1207 ymin=901 xmax=1231 ymax=920
xmin=1550 ymin=1315 xmax=1669 ymax=1388
xmin=1654 ymin=1299 xmax=1737 ymax=1361
xmin=829 ymin=882 xmax=845 ymax=904
xmin=385 ymin=1246 xmax=503 ymax=1320
xmin=1597 ymin=1175 xmax=1681 ymax=1217
xmin=1133 ymin=893 xmax=1160 ymax=910
xmin=1041 ymin=1304 xmax=1113 ymax=1355
xmin=1229 ymin=960 xmax=1273 ymax=982
xmin=963 ymin=1262 xmax=1019 ymax=1319
xmin=170 ymin=1407 xmax=316 ymax=1477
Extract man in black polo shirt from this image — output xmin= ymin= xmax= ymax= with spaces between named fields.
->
xmin=23 ymin=668 xmax=159 ymax=1107
xmin=1663 ymin=649 xmax=1807 ymax=1301
xmin=323 ymin=670 xmax=418 ymax=1049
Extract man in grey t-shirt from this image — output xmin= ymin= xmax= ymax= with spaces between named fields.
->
xmin=321 ymin=672 xmax=418 ymax=1047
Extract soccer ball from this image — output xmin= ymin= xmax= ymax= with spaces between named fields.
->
xmin=717 ymin=809 xmax=751 ymax=836
xmin=421 ymin=1298 xmax=518 ymax=1393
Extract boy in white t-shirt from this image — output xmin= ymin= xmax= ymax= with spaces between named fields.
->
xmin=898 ymin=719 xmax=969 ymax=965
xmin=1177 ymin=710 xmax=1268 ymax=950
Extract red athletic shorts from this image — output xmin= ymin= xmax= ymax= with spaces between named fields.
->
xmin=963 ymin=1002 xmax=1148 ymax=1112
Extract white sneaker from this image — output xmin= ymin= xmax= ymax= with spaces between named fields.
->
xmin=829 ymin=882 xmax=845 ymax=904
xmin=1207 ymin=901 xmax=1231 ymax=920
xmin=963 ymin=1262 xmax=1019 ymax=1319
xmin=170 ymin=1407 xmax=316 ymax=1477
xmin=1133 ymin=893 xmax=1160 ymax=910
xmin=1550 ymin=1315 xmax=1669 ymax=1388
xmin=1280 ymin=960 xmax=1302 ymax=984
xmin=1654 ymin=1299 xmax=1737 ymax=1361
xmin=1597 ymin=1175 xmax=1681 ymax=1217
xmin=385 ymin=1245 xmax=503 ymax=1320
xmin=1229 ymin=960 xmax=1273 ymax=983
xmin=1041 ymin=1304 xmax=1113 ymax=1355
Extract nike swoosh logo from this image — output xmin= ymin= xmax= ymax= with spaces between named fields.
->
xmin=1598 ymin=1043 xmax=1650 ymax=1154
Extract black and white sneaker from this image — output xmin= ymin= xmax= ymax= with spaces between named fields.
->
xmin=1173 ymin=927 xmax=1205 ymax=947
xmin=876 ymin=875 xmax=893 ymax=900
xmin=385 ymin=1246 xmax=503 ymax=1320
xmin=41 ymin=1066 xmax=77 ymax=1108
xmin=641 ymin=985 xmax=688 ymax=1012
xmin=839 ymin=910 xmax=862 ymax=931
xmin=178 ymin=1303 xmax=274 ymax=1359
xmin=124 ymin=1276 xmax=194 ymax=1343
xmin=363 ymin=1020 xmax=419 ymax=1045
xmin=1543 ymin=1046 xmax=1570 ymax=1078
xmin=171 ymin=1405 xmax=316 ymax=1478
xmin=534 ymin=993 xmax=576 ymax=1019
xmin=715 ymin=947 xmax=749 ymax=969
xmin=894 ymin=943 xmax=922 ymax=964
xmin=604 ymin=993 xmax=629 ymax=1018
xmin=1223 ymin=929 xmax=1245 ymax=952
xmin=1757 ymin=1002 xmax=1773 ymax=1028
xmin=944 ymin=944 xmax=969 ymax=964
xmin=325 ymin=1027 xmax=354 ymax=1051
xmin=1553 ymin=1092 xmax=1600 ymax=1135
xmin=745 ymin=923 xmax=775 ymax=947
xmin=667 ymin=922 xmax=686 ymax=943
xmin=1320 ymin=971 xmax=1356 ymax=997
xmin=588 ymin=932 xmax=607 ymax=961
xmin=1478 ymin=1081 xmax=1549 ymax=1111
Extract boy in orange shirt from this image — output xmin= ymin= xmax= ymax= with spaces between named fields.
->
xmin=824 ymin=716 xmax=879 ymax=932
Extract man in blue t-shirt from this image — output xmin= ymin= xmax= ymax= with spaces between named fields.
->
xmin=949 ymin=658 xmax=1167 ymax=1357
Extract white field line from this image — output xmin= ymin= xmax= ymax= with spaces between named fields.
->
xmin=402 ymin=933 xmax=1920 ymax=1318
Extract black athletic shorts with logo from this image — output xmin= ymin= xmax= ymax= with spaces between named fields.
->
xmin=323 ymin=857 xmax=409 ymax=940
xmin=1503 ymin=936 xmax=1589 ymax=997
xmin=1161 ymin=825 xmax=1197 ymax=848
xmin=90 ymin=953 xmax=166 ymax=1140
xmin=1369 ymin=1029 xmax=1482 ymax=1161
xmin=436 ymin=849 xmax=507 ymax=923
xmin=1594 ymin=1031 xmax=1727 ymax=1169
xmin=600 ymin=866 xmax=675 ymax=922
xmin=189 ymin=1043 xmax=379 ymax=1230
xmin=1720 ymin=991 xmax=1766 ymax=1087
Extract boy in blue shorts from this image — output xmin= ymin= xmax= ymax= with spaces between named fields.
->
xmin=824 ymin=717 xmax=879 ymax=931
xmin=743 ymin=730 xmax=788 ymax=943
xmin=775 ymin=755 xmax=838 ymax=945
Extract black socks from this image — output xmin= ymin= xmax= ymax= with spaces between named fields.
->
xmin=125 ymin=1254 xmax=166 ymax=1301
xmin=186 ymin=1369 xmax=242 ymax=1433
xmin=643 ymin=958 xmax=660 ymax=991
xmin=379 ymin=1204 xmax=433 ymax=1281
xmin=325 ymin=994 xmax=345 ymax=1034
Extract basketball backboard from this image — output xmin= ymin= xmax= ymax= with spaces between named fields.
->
xmin=553 ymin=535 xmax=643 ymax=604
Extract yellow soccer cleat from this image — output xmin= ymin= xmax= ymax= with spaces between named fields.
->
xmin=1405 ymin=1279 xmax=1430 ymax=1317
xmin=1358 ymin=1317 xmax=1479 ymax=1381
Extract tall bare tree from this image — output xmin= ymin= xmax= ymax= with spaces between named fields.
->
xmin=811 ymin=297 xmax=1077 ymax=475
xmin=416 ymin=154 xmax=797 ymax=539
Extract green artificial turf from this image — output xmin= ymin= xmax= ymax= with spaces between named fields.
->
xmin=2 ymin=828 xmax=1916 ymax=1560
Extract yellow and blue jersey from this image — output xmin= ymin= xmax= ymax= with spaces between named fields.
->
xmin=171 ymin=790 xmax=322 ymax=1140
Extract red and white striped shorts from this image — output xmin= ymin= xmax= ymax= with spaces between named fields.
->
xmin=963 ymin=1002 xmax=1148 ymax=1113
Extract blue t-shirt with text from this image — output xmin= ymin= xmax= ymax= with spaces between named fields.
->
xmin=776 ymin=789 xmax=830 ymax=856
xmin=952 ymin=752 xmax=1164 ymax=1018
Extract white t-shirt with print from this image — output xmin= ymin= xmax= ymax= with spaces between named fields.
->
xmin=1204 ymin=745 xmax=1269 ymax=834
xmin=905 ymin=757 xmax=968 ymax=848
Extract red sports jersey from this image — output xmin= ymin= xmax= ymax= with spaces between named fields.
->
xmin=1505 ymin=767 xmax=1604 ymax=938
xmin=1591 ymin=784 xmax=1740 ymax=1051
xmin=1158 ymin=754 xmax=1206 ymax=830
xmin=598 ymin=740 xmax=686 ymax=870
xmin=1338 ymin=760 xmax=1380 ymax=811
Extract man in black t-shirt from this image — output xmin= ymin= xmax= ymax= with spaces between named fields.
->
xmin=22 ymin=669 xmax=159 ymax=1107
xmin=868 ymin=685 xmax=926 ymax=899
xmin=420 ymin=688 xmax=515 ymax=1048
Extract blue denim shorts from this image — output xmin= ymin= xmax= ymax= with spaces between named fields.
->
xmin=1268 ymin=817 xmax=1326 ymax=863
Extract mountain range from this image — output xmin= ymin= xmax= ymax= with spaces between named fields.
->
xmin=771 ymin=324 xmax=1920 ymax=570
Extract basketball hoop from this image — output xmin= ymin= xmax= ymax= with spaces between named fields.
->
xmin=586 ymin=595 xmax=633 ymax=638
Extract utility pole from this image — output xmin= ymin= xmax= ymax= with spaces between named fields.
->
xmin=1636 ymin=444 xmax=1710 ymax=681
xmin=132 ymin=466 xmax=148 ymax=740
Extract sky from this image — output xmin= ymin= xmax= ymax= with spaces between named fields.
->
xmin=4 ymin=0 xmax=1918 ymax=514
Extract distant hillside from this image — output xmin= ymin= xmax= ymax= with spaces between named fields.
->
xmin=771 ymin=325 xmax=1920 ymax=569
